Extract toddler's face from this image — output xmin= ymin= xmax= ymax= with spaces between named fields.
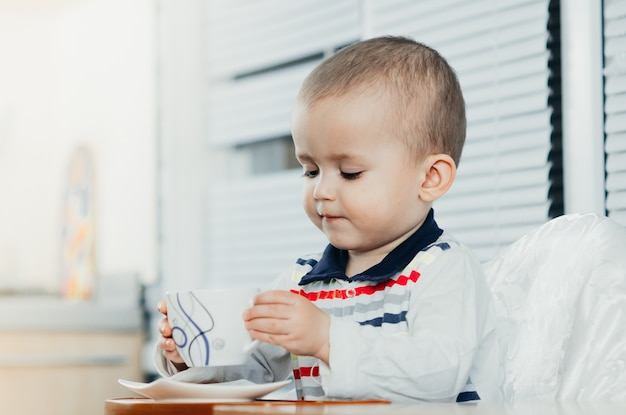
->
xmin=291 ymin=89 xmax=433 ymax=258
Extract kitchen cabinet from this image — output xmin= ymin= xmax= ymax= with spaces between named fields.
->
xmin=0 ymin=297 xmax=144 ymax=415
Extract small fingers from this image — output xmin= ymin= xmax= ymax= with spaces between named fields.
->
xmin=158 ymin=317 xmax=172 ymax=337
xmin=159 ymin=337 xmax=177 ymax=353
xmin=252 ymin=290 xmax=298 ymax=306
xmin=157 ymin=299 xmax=168 ymax=315
xmin=243 ymin=303 xmax=292 ymax=322
xmin=160 ymin=338 xmax=186 ymax=364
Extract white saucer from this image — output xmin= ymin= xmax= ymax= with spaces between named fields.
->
xmin=118 ymin=377 xmax=292 ymax=401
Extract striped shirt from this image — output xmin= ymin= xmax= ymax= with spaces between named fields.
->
xmin=155 ymin=210 xmax=501 ymax=402
xmin=274 ymin=210 xmax=501 ymax=402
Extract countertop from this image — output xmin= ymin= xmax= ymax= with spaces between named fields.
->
xmin=0 ymin=294 xmax=143 ymax=332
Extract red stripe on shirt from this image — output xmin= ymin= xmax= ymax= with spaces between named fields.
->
xmin=290 ymin=270 xmax=420 ymax=302
xmin=292 ymin=366 xmax=320 ymax=380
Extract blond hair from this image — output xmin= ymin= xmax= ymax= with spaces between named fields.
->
xmin=296 ymin=36 xmax=466 ymax=165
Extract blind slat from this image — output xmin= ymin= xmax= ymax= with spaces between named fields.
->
xmin=606 ymin=151 xmax=626 ymax=173
xmin=468 ymin=91 xmax=551 ymax=122
xmin=462 ymin=131 xmax=549 ymax=159
xmin=467 ymin=109 xmax=552 ymax=141
xmin=207 ymin=0 xmax=359 ymax=77
xmin=606 ymin=170 xmax=626 ymax=191
xmin=604 ymin=0 xmax=626 ymax=225
xmin=606 ymin=133 xmax=626 ymax=152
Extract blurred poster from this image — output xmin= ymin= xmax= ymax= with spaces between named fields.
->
xmin=60 ymin=146 xmax=96 ymax=299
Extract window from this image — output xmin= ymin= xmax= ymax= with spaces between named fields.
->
xmin=203 ymin=0 xmax=562 ymax=286
xmin=604 ymin=0 xmax=626 ymax=226
xmin=204 ymin=1 xmax=359 ymax=285
xmin=366 ymin=0 xmax=560 ymax=260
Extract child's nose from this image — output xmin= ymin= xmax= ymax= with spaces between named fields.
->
xmin=312 ymin=174 xmax=334 ymax=200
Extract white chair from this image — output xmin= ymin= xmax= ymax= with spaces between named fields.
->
xmin=483 ymin=213 xmax=626 ymax=401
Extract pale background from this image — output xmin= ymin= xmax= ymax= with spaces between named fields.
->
xmin=0 ymin=0 xmax=156 ymax=292
xmin=0 ymin=0 xmax=617 ymax=301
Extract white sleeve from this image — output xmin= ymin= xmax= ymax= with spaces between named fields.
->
xmin=319 ymin=246 xmax=495 ymax=402
xmin=153 ymin=337 xmax=292 ymax=383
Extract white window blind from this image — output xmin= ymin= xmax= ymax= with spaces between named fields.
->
xmin=206 ymin=0 xmax=360 ymax=148
xmin=204 ymin=1 xmax=360 ymax=285
xmin=204 ymin=0 xmax=558 ymax=286
xmin=206 ymin=170 xmax=326 ymax=287
xmin=206 ymin=0 xmax=360 ymax=78
xmin=207 ymin=62 xmax=317 ymax=147
xmin=604 ymin=0 xmax=626 ymax=226
xmin=366 ymin=0 xmax=554 ymax=260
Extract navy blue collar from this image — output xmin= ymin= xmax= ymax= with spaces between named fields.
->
xmin=298 ymin=209 xmax=443 ymax=285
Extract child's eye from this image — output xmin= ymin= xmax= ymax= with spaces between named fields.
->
xmin=341 ymin=171 xmax=362 ymax=180
xmin=303 ymin=169 xmax=319 ymax=178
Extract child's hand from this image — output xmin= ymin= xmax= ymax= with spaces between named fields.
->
xmin=156 ymin=299 xmax=188 ymax=368
xmin=243 ymin=290 xmax=330 ymax=364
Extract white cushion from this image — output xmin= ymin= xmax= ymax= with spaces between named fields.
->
xmin=483 ymin=213 xmax=626 ymax=401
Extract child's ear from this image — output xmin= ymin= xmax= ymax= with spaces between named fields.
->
xmin=418 ymin=154 xmax=457 ymax=202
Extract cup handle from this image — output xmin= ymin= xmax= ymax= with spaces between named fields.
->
xmin=243 ymin=339 xmax=260 ymax=354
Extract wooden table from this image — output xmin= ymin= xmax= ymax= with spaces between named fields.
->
xmin=105 ymin=398 xmax=390 ymax=414
xmin=105 ymin=398 xmax=626 ymax=415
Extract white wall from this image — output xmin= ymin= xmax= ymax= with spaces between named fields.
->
xmin=0 ymin=0 xmax=156 ymax=292
xmin=155 ymin=0 xmax=212 ymax=292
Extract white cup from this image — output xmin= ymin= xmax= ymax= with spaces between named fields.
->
xmin=165 ymin=288 xmax=260 ymax=367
